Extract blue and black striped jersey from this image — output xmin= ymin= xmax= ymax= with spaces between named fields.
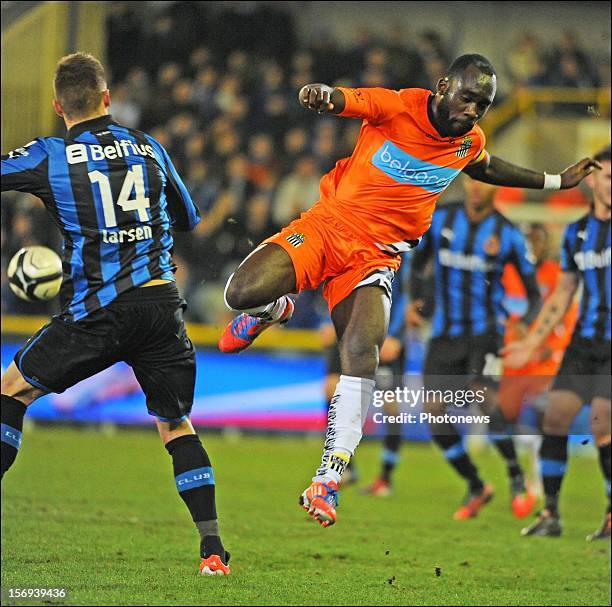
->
xmin=388 ymin=252 xmax=411 ymax=339
xmin=1 ymin=115 xmax=200 ymax=321
xmin=411 ymin=201 xmax=540 ymax=338
xmin=560 ymin=212 xmax=611 ymax=340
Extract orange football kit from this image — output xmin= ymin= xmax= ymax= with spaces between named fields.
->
xmin=265 ymin=87 xmax=488 ymax=310
xmin=499 ymin=259 xmax=578 ymax=420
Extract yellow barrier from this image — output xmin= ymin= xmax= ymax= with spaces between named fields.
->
xmin=75 ymin=2 xmax=108 ymax=64
xmin=484 ymin=87 xmax=611 ymax=143
xmin=1 ymin=3 xmax=68 ymax=151
xmin=1 ymin=315 xmax=323 ymax=352
xmin=1 ymin=2 xmax=108 ymax=152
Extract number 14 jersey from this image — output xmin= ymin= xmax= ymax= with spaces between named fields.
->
xmin=1 ymin=115 xmax=200 ymax=321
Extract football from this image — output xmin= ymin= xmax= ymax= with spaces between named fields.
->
xmin=7 ymin=246 xmax=63 ymax=302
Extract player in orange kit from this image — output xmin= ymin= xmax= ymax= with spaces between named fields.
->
xmin=218 ymin=54 xmax=599 ymax=527
xmin=500 ymin=224 xmax=578 ymax=422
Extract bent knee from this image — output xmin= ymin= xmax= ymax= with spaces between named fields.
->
xmin=156 ymin=418 xmax=195 ymax=445
xmin=224 ymin=272 xmax=271 ymax=311
xmin=224 ymin=274 xmax=251 ymax=310
xmin=542 ymin=410 xmax=573 ymax=435
xmin=339 ymin=340 xmax=379 ymax=376
xmin=1 ymin=364 xmax=44 ymax=406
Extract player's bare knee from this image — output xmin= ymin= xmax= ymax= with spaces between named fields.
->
xmin=1 ymin=364 xmax=43 ymax=406
xmin=0 ymin=380 xmax=40 ymax=407
xmin=339 ymin=338 xmax=379 ymax=377
xmin=542 ymin=409 xmax=573 ymax=436
xmin=223 ymin=275 xmax=243 ymax=310
xmin=224 ymin=273 xmax=259 ymax=311
xmin=156 ymin=417 xmax=195 ymax=444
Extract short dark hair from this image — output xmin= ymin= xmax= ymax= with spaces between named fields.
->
xmin=593 ymin=145 xmax=611 ymax=163
xmin=54 ymin=52 xmax=106 ymax=118
xmin=447 ymin=54 xmax=497 ymax=79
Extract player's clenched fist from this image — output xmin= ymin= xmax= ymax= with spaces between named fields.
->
xmin=299 ymin=83 xmax=335 ymax=114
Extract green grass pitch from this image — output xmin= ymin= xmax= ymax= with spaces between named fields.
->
xmin=1 ymin=427 xmax=610 ymax=606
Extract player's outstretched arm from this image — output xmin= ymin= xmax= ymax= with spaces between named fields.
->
xmin=463 ymin=154 xmax=602 ymax=190
xmin=298 ymin=83 xmax=346 ymax=115
xmin=1 ymin=140 xmax=48 ymax=194
xmin=501 ymin=271 xmax=578 ymax=368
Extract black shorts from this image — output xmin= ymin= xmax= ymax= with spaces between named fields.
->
xmin=324 ymin=342 xmax=405 ymax=388
xmin=423 ymin=333 xmax=503 ymax=392
xmin=551 ymin=336 xmax=611 ymax=402
xmin=15 ymin=283 xmax=196 ymax=421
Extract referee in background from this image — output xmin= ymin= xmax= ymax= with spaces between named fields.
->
xmin=0 ymin=53 xmax=230 ymax=576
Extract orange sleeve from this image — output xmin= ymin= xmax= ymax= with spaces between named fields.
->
xmin=336 ymin=87 xmax=405 ymax=124
xmin=502 ymin=263 xmax=527 ymax=298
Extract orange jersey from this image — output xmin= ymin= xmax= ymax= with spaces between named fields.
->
xmin=503 ymin=259 xmax=578 ymax=376
xmin=317 ymin=87 xmax=487 ymax=252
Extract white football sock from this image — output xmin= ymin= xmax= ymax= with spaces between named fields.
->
xmin=314 ymin=374 xmax=375 ymax=485
xmin=243 ymin=296 xmax=288 ymax=322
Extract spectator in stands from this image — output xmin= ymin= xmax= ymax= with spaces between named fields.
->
xmin=282 ymin=127 xmax=311 ymax=172
xmin=106 ymin=2 xmax=142 ymax=82
xmin=548 ymin=30 xmax=600 ymax=88
xmin=110 ymin=83 xmax=141 ymax=128
xmin=192 ymin=65 xmax=219 ymax=120
xmin=4 ymin=7 xmax=609 ymax=330
xmin=272 ymin=155 xmax=321 ymax=228
xmin=507 ymin=33 xmax=543 ymax=87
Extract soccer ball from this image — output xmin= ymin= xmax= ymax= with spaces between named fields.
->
xmin=7 ymin=246 xmax=63 ymax=302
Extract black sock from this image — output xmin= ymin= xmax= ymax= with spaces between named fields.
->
xmin=381 ymin=423 xmax=402 ymax=483
xmin=489 ymin=436 xmax=523 ymax=478
xmin=598 ymin=441 xmax=611 ymax=513
xmin=540 ymin=434 xmax=568 ymax=517
xmin=489 ymin=410 xmax=523 ymax=478
xmin=431 ymin=423 xmax=484 ymax=493
xmin=1 ymin=395 xmax=27 ymax=479
xmin=165 ymin=434 xmax=225 ymax=559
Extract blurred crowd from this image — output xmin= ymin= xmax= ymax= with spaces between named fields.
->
xmin=1 ymin=2 xmax=607 ymax=323
xmin=506 ymin=30 xmax=608 ymax=90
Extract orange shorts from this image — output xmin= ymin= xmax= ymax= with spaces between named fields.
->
xmin=263 ymin=202 xmax=401 ymax=311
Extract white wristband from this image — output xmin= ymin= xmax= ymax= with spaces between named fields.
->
xmin=543 ymin=173 xmax=562 ymax=190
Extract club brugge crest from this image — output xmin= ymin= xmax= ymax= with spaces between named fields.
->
xmin=484 ymin=234 xmax=500 ymax=255
xmin=286 ymin=232 xmax=305 ymax=247
xmin=456 ymin=136 xmax=473 ymax=158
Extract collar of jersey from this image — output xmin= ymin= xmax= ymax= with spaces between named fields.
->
xmin=67 ymin=115 xmax=114 ymax=139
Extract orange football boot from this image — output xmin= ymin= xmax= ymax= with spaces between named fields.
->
xmin=453 ymin=484 xmax=494 ymax=520
xmin=299 ymin=480 xmax=339 ymax=527
xmin=199 ymin=554 xmax=230 ymax=576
